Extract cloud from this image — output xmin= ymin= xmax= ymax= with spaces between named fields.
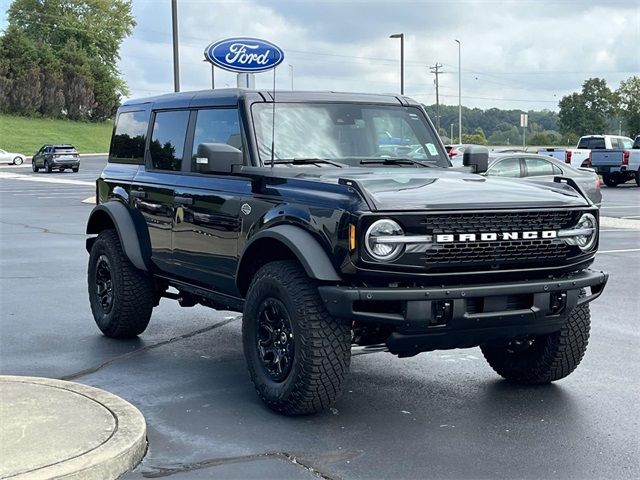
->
xmin=6 ymin=0 xmax=637 ymax=110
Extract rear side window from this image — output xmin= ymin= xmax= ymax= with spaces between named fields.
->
xmin=524 ymin=158 xmax=561 ymax=177
xmin=110 ymin=110 xmax=149 ymax=164
xmin=149 ymin=110 xmax=190 ymax=171
xmin=577 ymin=138 xmax=589 ymax=149
xmin=191 ymin=108 xmax=241 ymax=170
xmin=620 ymin=138 xmax=633 ymax=149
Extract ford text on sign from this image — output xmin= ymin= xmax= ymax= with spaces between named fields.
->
xmin=204 ymin=37 xmax=284 ymax=73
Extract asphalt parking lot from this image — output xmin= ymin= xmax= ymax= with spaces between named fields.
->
xmin=1 ymin=156 xmax=638 ymax=479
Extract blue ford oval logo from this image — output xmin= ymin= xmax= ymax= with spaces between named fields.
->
xmin=204 ymin=37 xmax=284 ymax=73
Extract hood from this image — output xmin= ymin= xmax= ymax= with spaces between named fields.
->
xmin=308 ymin=168 xmax=589 ymax=211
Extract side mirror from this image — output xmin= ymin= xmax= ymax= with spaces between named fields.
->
xmin=462 ymin=145 xmax=489 ymax=174
xmin=195 ymin=143 xmax=243 ymax=174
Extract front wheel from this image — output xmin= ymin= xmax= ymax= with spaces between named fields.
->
xmin=243 ymin=260 xmax=351 ymax=415
xmin=635 ymin=171 xmax=640 ymax=187
xmin=72 ymin=166 xmax=79 ymax=173
xmin=88 ymin=229 xmax=155 ymax=338
xmin=481 ymin=302 xmax=590 ymax=384
xmin=13 ymin=156 xmax=23 ymax=165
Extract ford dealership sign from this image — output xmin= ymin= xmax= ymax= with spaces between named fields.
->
xmin=204 ymin=37 xmax=284 ymax=73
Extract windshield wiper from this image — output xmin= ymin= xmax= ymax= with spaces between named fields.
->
xmin=273 ymin=158 xmax=346 ymax=168
xmin=360 ymin=158 xmax=435 ymax=168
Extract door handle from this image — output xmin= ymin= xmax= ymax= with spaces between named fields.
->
xmin=130 ymin=190 xmax=147 ymax=199
xmin=174 ymin=196 xmax=193 ymax=205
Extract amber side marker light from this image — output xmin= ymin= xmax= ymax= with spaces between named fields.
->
xmin=349 ymin=224 xmax=357 ymax=251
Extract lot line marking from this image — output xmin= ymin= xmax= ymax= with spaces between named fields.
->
xmin=598 ymin=248 xmax=640 ymax=254
xmin=0 ymin=171 xmax=94 ymax=186
xmin=37 ymin=196 xmax=85 ymax=199
xmin=621 ymin=215 xmax=640 ymax=219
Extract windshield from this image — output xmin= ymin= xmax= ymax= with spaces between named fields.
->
xmin=251 ymin=103 xmax=449 ymax=167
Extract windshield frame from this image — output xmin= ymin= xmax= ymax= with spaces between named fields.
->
xmin=250 ymin=101 xmax=450 ymax=168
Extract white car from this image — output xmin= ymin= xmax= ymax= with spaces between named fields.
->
xmin=0 ymin=148 xmax=26 ymax=165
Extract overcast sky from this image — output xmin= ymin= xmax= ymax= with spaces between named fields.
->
xmin=1 ymin=0 xmax=639 ymax=111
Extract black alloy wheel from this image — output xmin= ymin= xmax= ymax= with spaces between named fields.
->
xmin=94 ymin=255 xmax=114 ymax=314
xmin=256 ymin=298 xmax=294 ymax=382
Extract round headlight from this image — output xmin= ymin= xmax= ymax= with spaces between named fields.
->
xmin=365 ymin=219 xmax=404 ymax=261
xmin=559 ymin=213 xmax=597 ymax=251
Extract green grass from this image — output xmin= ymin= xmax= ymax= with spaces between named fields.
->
xmin=0 ymin=114 xmax=113 ymax=155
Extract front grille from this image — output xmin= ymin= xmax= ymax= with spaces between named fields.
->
xmin=409 ymin=210 xmax=585 ymax=272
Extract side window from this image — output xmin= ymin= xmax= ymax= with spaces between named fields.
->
xmin=524 ymin=157 xmax=558 ymax=177
xmin=191 ymin=108 xmax=241 ymax=170
xmin=149 ymin=110 xmax=190 ymax=171
xmin=488 ymin=158 xmax=521 ymax=177
xmin=620 ymin=138 xmax=633 ymax=149
xmin=611 ymin=138 xmax=622 ymax=149
xmin=110 ymin=110 xmax=149 ymax=164
xmin=577 ymin=138 xmax=589 ymax=149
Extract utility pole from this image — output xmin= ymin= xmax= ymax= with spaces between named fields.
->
xmin=454 ymin=39 xmax=462 ymax=144
xmin=429 ymin=63 xmax=443 ymax=133
xmin=171 ymin=0 xmax=180 ymax=92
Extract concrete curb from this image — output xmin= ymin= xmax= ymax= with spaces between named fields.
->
xmin=0 ymin=376 xmax=146 ymax=480
xmin=600 ymin=216 xmax=640 ymax=230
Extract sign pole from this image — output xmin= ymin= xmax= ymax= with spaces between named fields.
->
xmin=171 ymin=0 xmax=180 ymax=92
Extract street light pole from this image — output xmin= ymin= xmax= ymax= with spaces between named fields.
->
xmin=455 ymin=39 xmax=462 ymax=144
xmin=171 ymin=0 xmax=180 ymax=92
xmin=390 ymin=33 xmax=404 ymax=95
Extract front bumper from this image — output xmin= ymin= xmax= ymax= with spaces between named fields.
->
xmin=318 ymin=269 xmax=608 ymax=356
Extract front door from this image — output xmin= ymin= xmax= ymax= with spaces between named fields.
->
xmin=171 ymin=107 xmax=248 ymax=295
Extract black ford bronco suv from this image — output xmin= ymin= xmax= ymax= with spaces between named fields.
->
xmin=86 ymin=89 xmax=608 ymax=415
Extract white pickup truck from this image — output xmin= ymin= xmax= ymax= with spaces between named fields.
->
xmin=538 ymin=135 xmax=633 ymax=168
xmin=590 ymin=136 xmax=640 ymax=187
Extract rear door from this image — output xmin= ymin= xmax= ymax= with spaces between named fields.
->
xmin=132 ymin=109 xmax=191 ymax=274
xmin=486 ymin=157 xmax=524 ymax=178
xmin=522 ymin=156 xmax=562 ymax=182
xmin=171 ymin=107 xmax=250 ymax=295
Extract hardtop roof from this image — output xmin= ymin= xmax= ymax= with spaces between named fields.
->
xmin=121 ymin=88 xmax=420 ymax=109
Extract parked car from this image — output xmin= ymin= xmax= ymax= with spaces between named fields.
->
xmin=0 ymin=148 xmax=26 ymax=165
xmin=590 ymin=140 xmax=640 ymax=187
xmin=538 ymin=135 xmax=634 ymax=168
xmin=485 ymin=153 xmax=602 ymax=206
xmin=32 ymin=144 xmax=80 ymax=173
xmin=444 ymin=143 xmax=474 ymax=159
xmin=84 ymin=88 xmax=607 ymax=415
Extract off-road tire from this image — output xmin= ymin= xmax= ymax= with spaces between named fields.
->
xmin=45 ymin=160 xmax=52 ymax=173
xmin=243 ymin=260 xmax=351 ymax=415
xmin=88 ymin=229 xmax=154 ymax=338
xmin=32 ymin=161 xmax=38 ymax=172
xmin=602 ymin=174 xmax=618 ymax=188
xmin=481 ymin=302 xmax=590 ymax=384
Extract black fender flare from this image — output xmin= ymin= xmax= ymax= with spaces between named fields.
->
xmin=237 ymin=225 xmax=341 ymax=287
xmin=86 ymin=202 xmax=150 ymax=271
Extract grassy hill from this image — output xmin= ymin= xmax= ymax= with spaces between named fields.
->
xmin=0 ymin=114 xmax=113 ymax=155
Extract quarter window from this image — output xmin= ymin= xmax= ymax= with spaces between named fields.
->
xmin=149 ymin=110 xmax=190 ymax=171
xmin=191 ymin=109 xmax=241 ymax=170
xmin=524 ymin=158 xmax=561 ymax=176
xmin=110 ymin=110 xmax=149 ymax=164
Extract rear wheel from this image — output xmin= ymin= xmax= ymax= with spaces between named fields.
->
xmin=72 ymin=166 xmax=79 ymax=173
xmin=45 ymin=160 xmax=52 ymax=173
xmin=481 ymin=302 xmax=590 ymax=384
xmin=602 ymin=174 xmax=618 ymax=187
xmin=32 ymin=161 xmax=39 ymax=172
xmin=88 ymin=229 xmax=154 ymax=338
xmin=635 ymin=171 xmax=640 ymax=187
xmin=13 ymin=156 xmax=23 ymax=165
xmin=243 ymin=260 xmax=351 ymax=415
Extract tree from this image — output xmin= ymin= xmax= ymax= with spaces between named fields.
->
xmin=616 ymin=76 xmax=640 ymax=136
xmin=558 ymin=78 xmax=615 ymax=136
xmin=1 ymin=0 xmax=135 ymax=120
xmin=462 ymin=128 xmax=488 ymax=145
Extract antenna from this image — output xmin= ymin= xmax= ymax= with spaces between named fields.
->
xmin=270 ymin=67 xmax=276 ymax=168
